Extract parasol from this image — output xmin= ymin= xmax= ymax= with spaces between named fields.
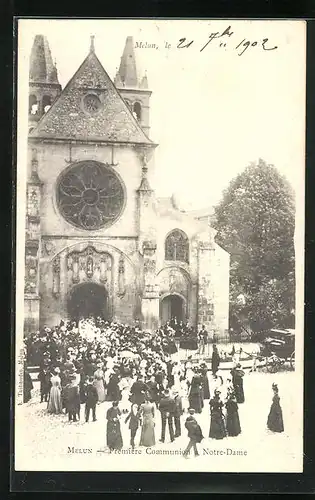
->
xmin=119 ymin=350 xmax=137 ymax=358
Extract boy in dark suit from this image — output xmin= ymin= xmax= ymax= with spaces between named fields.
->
xmin=125 ymin=403 xmax=142 ymax=449
xmin=159 ymin=390 xmax=176 ymax=443
xmin=85 ymin=377 xmax=98 ymax=422
xmin=173 ymin=389 xmax=183 ymax=438
xmin=183 ymin=408 xmax=203 ymax=458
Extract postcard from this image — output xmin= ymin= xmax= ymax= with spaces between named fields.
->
xmin=15 ymin=18 xmax=305 ymax=473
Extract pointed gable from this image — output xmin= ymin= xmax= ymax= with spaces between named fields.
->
xmin=30 ymin=50 xmax=154 ymax=145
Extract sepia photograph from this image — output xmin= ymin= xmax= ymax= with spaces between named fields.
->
xmin=15 ymin=18 xmax=305 ymax=473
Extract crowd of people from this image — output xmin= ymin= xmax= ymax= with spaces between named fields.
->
xmin=23 ymin=317 xmax=284 ymax=458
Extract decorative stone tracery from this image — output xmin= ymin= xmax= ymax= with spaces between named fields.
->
xmin=157 ymin=266 xmax=190 ymax=300
xmin=66 ymin=245 xmax=113 ymax=286
xmin=56 ymin=161 xmax=125 ymax=230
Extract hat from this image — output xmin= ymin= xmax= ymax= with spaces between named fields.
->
xmin=188 ymin=408 xmax=195 ymax=414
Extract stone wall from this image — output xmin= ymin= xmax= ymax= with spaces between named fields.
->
xmin=38 ymin=238 xmax=140 ymax=328
xmin=28 ymin=142 xmax=144 ymax=238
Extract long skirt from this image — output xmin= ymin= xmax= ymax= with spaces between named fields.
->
xmin=202 ymin=375 xmax=210 ymax=400
xmin=209 ymin=411 xmax=226 ymax=439
xmin=226 ymin=410 xmax=241 ymax=436
xmin=234 ymin=382 xmax=245 ymax=404
xmin=94 ymin=379 xmax=106 ymax=403
xmin=47 ymin=386 xmax=63 ymax=414
xmin=189 ymin=392 xmax=203 ymax=413
xmin=140 ymin=417 xmax=155 ymax=447
xmin=106 ymin=383 xmax=121 ymax=402
xmin=106 ymin=420 xmax=123 ymax=450
xmin=120 ymin=388 xmax=130 ymax=412
xmin=267 ymin=403 xmax=284 ymax=433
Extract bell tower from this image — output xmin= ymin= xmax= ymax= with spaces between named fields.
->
xmin=114 ymin=36 xmax=151 ymax=137
xmin=28 ymin=34 xmax=62 ymax=133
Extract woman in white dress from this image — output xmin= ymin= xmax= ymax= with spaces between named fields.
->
xmin=172 ymin=361 xmax=182 ymax=391
xmin=93 ymin=363 xmax=106 ymax=403
xmin=119 ymin=375 xmax=133 ymax=413
xmin=47 ymin=368 xmax=63 ymax=414
xmin=179 ymin=376 xmax=189 ymax=413
xmin=185 ymin=362 xmax=194 ymax=385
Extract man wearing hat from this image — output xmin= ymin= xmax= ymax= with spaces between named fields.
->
xmin=173 ymin=388 xmax=183 ymax=438
xmin=65 ymin=373 xmax=80 ymax=422
xmin=198 ymin=325 xmax=208 ymax=355
xmin=159 ymin=389 xmax=176 ymax=443
xmin=183 ymin=408 xmax=203 ymax=458
xmin=38 ymin=359 xmax=51 ymax=403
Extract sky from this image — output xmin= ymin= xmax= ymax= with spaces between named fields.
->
xmin=18 ymin=19 xmax=306 ymax=210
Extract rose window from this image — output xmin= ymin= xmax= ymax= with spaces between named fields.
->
xmin=57 ymin=161 xmax=125 ymax=230
xmin=83 ymin=93 xmax=102 ymax=113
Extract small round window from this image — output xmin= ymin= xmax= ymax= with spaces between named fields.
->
xmin=83 ymin=93 xmax=102 ymax=114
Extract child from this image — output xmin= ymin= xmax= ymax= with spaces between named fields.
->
xmin=125 ymin=403 xmax=142 ymax=449
xmin=85 ymin=376 xmax=98 ymax=422
xmin=183 ymin=408 xmax=203 ymax=458
xmin=38 ymin=365 xmax=51 ymax=403
xmin=66 ymin=374 xmax=80 ymax=422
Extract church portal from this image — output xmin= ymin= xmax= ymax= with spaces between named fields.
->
xmin=160 ymin=294 xmax=185 ymax=325
xmin=67 ymin=283 xmax=109 ymax=321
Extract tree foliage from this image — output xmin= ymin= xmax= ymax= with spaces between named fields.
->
xmin=213 ymin=159 xmax=295 ymax=333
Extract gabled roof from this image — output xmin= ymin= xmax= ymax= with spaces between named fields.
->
xmin=29 ymin=47 xmax=155 ymax=146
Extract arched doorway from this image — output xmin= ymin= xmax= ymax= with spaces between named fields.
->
xmin=67 ymin=282 xmax=109 ymax=321
xmin=160 ymin=294 xmax=185 ymax=325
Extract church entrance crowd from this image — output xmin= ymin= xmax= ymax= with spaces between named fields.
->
xmin=23 ymin=317 xmax=284 ymax=458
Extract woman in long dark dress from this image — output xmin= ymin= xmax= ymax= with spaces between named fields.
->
xmin=231 ymin=364 xmax=245 ymax=404
xmin=211 ymin=344 xmax=220 ymax=376
xmin=106 ymin=369 xmax=121 ymax=402
xmin=209 ymin=390 xmax=226 ymax=439
xmin=106 ymin=401 xmax=123 ymax=451
xmin=267 ymin=383 xmax=284 ymax=433
xmin=188 ymin=372 xmax=203 ymax=413
xmin=225 ymin=392 xmax=241 ymax=437
xmin=199 ymin=363 xmax=210 ymax=400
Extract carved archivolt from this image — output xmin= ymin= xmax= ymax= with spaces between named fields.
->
xmin=66 ymin=245 xmax=113 ymax=286
xmin=157 ymin=267 xmax=190 ymax=299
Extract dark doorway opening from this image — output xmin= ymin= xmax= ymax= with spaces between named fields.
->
xmin=67 ymin=283 xmax=109 ymax=322
xmin=160 ymin=294 xmax=185 ymax=325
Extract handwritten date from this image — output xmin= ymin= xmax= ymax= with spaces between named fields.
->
xmin=177 ymin=26 xmax=278 ymax=56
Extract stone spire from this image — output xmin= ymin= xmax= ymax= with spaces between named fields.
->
xmin=140 ymin=70 xmax=149 ymax=89
xmin=29 ymin=34 xmax=59 ymax=84
xmin=90 ymin=35 xmax=95 ymax=53
xmin=114 ymin=67 xmax=123 ymax=87
xmin=117 ymin=36 xmax=139 ymax=87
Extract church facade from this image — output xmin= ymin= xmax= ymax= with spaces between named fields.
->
xmin=24 ymin=34 xmax=230 ymax=338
